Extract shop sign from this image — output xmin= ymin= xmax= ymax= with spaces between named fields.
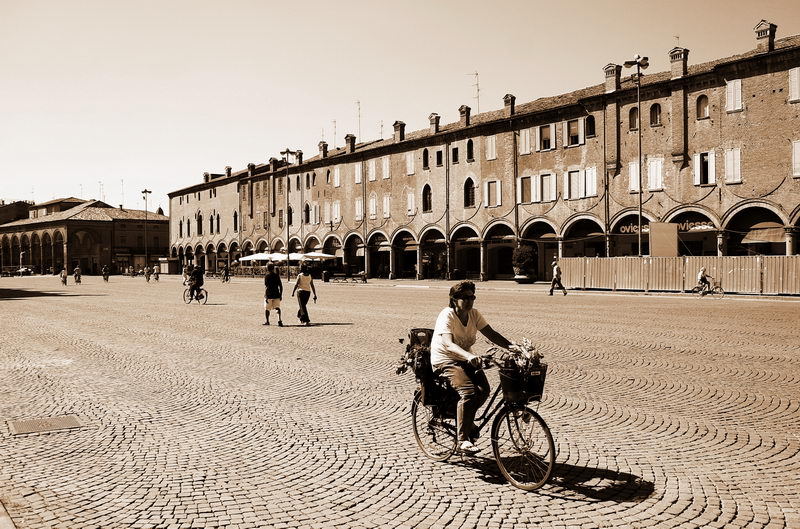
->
xmin=676 ymin=221 xmax=715 ymax=232
xmin=619 ymin=223 xmax=650 ymax=234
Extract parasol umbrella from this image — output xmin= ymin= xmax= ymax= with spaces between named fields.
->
xmin=266 ymin=252 xmax=305 ymax=261
xmin=238 ymin=253 xmax=272 ymax=262
xmin=301 ymin=251 xmax=337 ymax=260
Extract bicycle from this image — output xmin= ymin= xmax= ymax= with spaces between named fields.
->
xmin=691 ymin=277 xmax=725 ymax=299
xmin=397 ymin=330 xmax=555 ymax=491
xmin=220 ymin=274 xmax=231 ymax=284
xmin=183 ymin=287 xmax=208 ymax=304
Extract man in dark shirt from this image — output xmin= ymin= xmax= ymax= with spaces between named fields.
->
xmin=263 ymin=263 xmax=283 ymax=326
xmin=188 ymin=266 xmax=205 ymax=301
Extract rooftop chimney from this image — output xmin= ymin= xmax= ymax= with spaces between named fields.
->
xmin=503 ymin=94 xmax=516 ymax=116
xmin=225 ymin=166 xmax=232 ymax=177
xmin=203 ymin=172 xmax=210 ymax=183
xmin=429 ymin=113 xmax=440 ymax=134
xmin=604 ymin=64 xmax=622 ymax=93
xmin=754 ymin=20 xmax=777 ymax=53
xmin=247 ymin=163 xmax=255 ymax=176
xmin=296 ymin=150 xmax=303 ymax=164
xmin=269 ymin=157 xmax=279 ymax=172
xmin=393 ymin=121 xmax=405 ymax=143
xmin=459 ymin=105 xmax=471 ymax=127
xmin=344 ymin=135 xmax=356 ymax=153
xmin=669 ymin=47 xmax=689 ymax=79
xmin=319 ymin=141 xmax=328 ymax=158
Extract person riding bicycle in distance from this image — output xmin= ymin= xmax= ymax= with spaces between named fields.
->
xmin=697 ymin=267 xmax=711 ymax=295
xmin=430 ymin=280 xmax=514 ymax=454
xmin=188 ymin=265 xmax=205 ymax=301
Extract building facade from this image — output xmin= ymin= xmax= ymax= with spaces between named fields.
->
xmin=169 ymin=20 xmax=800 ymax=280
xmin=0 ymin=199 xmax=169 ymax=275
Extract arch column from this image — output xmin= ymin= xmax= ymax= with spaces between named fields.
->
xmin=63 ymin=242 xmax=69 ymax=270
xmin=786 ymin=228 xmax=796 ymax=256
xmin=716 ymin=230 xmax=727 ymax=256
xmin=557 ymin=238 xmax=564 ymax=259
xmin=479 ymin=241 xmax=487 ymax=282
xmin=416 ymin=247 xmax=423 ymax=280
xmin=363 ymin=244 xmax=370 ymax=278
xmin=388 ymin=247 xmax=395 ymax=280
xmin=446 ymin=242 xmax=454 ymax=280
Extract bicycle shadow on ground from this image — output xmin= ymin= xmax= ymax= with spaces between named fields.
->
xmin=0 ymin=288 xmax=108 ymax=300
xmin=543 ymin=461 xmax=655 ymax=503
xmin=450 ymin=455 xmax=508 ymax=486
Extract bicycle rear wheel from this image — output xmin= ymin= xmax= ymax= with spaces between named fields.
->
xmin=491 ymin=405 xmax=555 ymax=491
xmin=710 ymin=286 xmax=725 ymax=299
xmin=199 ymin=289 xmax=208 ymax=305
xmin=411 ymin=391 xmax=457 ymax=462
xmin=691 ymin=286 xmax=702 ymax=297
xmin=183 ymin=289 xmax=192 ymax=304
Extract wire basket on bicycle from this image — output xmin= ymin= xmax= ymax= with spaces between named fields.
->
xmin=495 ymin=339 xmax=548 ymax=405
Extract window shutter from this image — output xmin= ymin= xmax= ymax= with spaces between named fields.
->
xmin=693 ymin=154 xmax=701 ymax=185
xmin=735 ymin=79 xmax=742 ymax=110
xmin=725 ymin=149 xmax=734 ymax=182
xmin=578 ymin=118 xmax=585 ymax=145
xmin=520 ymin=128 xmax=531 ymax=154
xmin=532 ymin=174 xmax=541 ymax=202
xmin=578 ymin=169 xmax=586 ymax=198
xmin=549 ymin=173 xmax=557 ymax=201
xmin=790 ymin=68 xmax=800 ymax=101
xmin=383 ymin=156 xmax=390 ymax=179
xmin=497 ymin=181 xmax=502 ymax=206
xmin=793 ymin=141 xmax=800 ymax=177
xmin=355 ymin=163 xmax=362 ymax=184
xmin=629 ymin=162 xmax=639 ymax=191
xmin=334 ymin=167 xmax=340 ymax=187
xmin=734 ymin=148 xmax=741 ymax=182
xmin=726 ymin=81 xmax=733 ymax=112
xmin=588 ymin=167 xmax=597 ymax=196
xmin=563 ymin=172 xmax=570 ymax=199
xmin=516 ymin=177 xmax=522 ymax=203
xmin=534 ymin=127 xmax=541 ymax=152
xmin=561 ymin=121 xmax=568 ymax=147
xmin=483 ymin=181 xmax=490 ymax=206
xmin=549 ymin=124 xmax=556 ymax=150
xmin=708 ymin=150 xmax=716 ymax=184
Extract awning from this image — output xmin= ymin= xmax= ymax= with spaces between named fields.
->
xmin=741 ymin=223 xmax=785 ymax=244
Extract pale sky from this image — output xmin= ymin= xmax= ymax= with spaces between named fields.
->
xmin=2 ymin=0 xmax=799 ymax=212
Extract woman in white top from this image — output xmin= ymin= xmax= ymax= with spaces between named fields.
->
xmin=430 ymin=280 xmax=513 ymax=453
xmin=291 ymin=263 xmax=317 ymax=326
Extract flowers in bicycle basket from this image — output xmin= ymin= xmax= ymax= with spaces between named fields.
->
xmin=395 ymin=343 xmax=427 ymax=375
xmin=492 ymin=337 xmax=543 ymax=372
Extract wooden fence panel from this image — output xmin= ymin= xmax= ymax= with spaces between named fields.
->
xmin=763 ymin=255 xmax=800 ymax=294
xmin=585 ymin=257 xmax=615 ymax=289
xmin=781 ymin=255 xmax=800 ymax=294
xmin=615 ymin=257 xmax=647 ymax=290
xmin=647 ymin=257 xmax=684 ymax=291
xmin=560 ymin=258 xmax=585 ymax=289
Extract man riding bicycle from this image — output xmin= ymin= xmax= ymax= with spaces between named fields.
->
xmin=430 ymin=280 xmax=514 ymax=454
xmin=697 ymin=267 xmax=712 ymax=295
xmin=221 ymin=264 xmax=230 ymax=282
xmin=188 ymin=266 xmax=205 ymax=301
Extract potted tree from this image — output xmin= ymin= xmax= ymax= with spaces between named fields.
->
xmin=512 ymin=245 xmax=535 ymax=283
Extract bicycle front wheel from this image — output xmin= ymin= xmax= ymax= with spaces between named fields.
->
xmin=710 ymin=286 xmax=725 ymax=299
xmin=491 ymin=405 xmax=555 ymax=491
xmin=411 ymin=391 xmax=457 ymax=462
xmin=199 ymin=289 xmax=208 ymax=305
xmin=183 ymin=289 xmax=192 ymax=304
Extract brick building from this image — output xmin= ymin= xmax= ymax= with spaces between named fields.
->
xmin=168 ymin=20 xmax=800 ymax=280
xmin=0 ymin=198 xmax=169 ymax=275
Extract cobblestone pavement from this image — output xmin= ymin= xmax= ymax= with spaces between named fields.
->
xmin=0 ymin=275 xmax=798 ymax=529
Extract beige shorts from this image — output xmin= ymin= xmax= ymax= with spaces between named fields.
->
xmin=264 ymin=298 xmax=281 ymax=310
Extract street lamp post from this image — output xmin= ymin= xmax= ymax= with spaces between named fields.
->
xmin=280 ymin=149 xmax=297 ymax=280
xmin=624 ymin=54 xmax=649 ymax=257
xmin=141 ymin=189 xmax=152 ymax=270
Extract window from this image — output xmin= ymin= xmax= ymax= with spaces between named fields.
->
xmin=216 ymin=214 xmax=220 ymax=233
xmin=519 ymin=128 xmax=531 ymax=155
xmin=287 ymin=206 xmax=293 ymax=226
xmin=518 ymin=176 xmax=531 ymax=203
xmin=584 ymin=167 xmax=597 ymax=197
xmin=209 ymin=189 xmax=213 ymax=198
xmin=187 ymin=222 xmax=190 ymax=237
xmin=324 ymin=201 xmax=331 ymax=224
xmin=693 ymin=151 xmax=716 ymax=185
xmin=540 ymin=173 xmax=555 ymax=202
xmin=355 ymin=163 xmax=362 ymax=184
xmin=406 ymin=192 xmax=415 ymax=215
xmin=368 ymin=160 xmax=376 ymax=181
xmin=306 ymin=174 xmax=310 ymax=189
xmin=262 ymin=212 xmax=268 ymax=228
xmin=648 ymin=157 xmax=664 ymax=190
xmin=233 ymin=212 xmax=238 ymax=232
xmin=725 ymin=79 xmax=742 ymax=112
xmin=484 ymin=181 xmax=501 ymax=207
xmin=725 ymin=148 xmax=741 ymax=183
xmin=277 ymin=178 xmax=283 ymax=194
xmin=382 ymin=195 xmax=391 ymax=218
xmin=422 ymin=184 xmax=432 ymax=212
xmin=312 ymin=173 xmax=317 ymax=186
xmin=452 ymin=146 xmax=459 ymax=164
xmin=565 ymin=119 xmax=581 ymax=147
xmin=241 ymin=185 xmax=247 ymax=201
xmin=463 ymin=178 xmax=475 ymax=208
xmin=564 ymin=171 xmax=580 ymax=200
xmin=485 ymin=135 xmax=496 ymax=160
xmin=304 ymin=203 xmax=311 ymax=224
xmin=314 ymin=204 xmax=319 ymax=224
xmin=406 ymin=152 xmax=415 ymax=175
xmin=355 ymin=198 xmax=363 ymax=221
xmin=295 ymin=175 xmax=300 ymax=190
xmin=436 ymin=150 xmax=443 ymax=166
xmin=794 ymin=141 xmax=800 ymax=178
xmin=586 ymin=115 xmax=596 ymax=137
xmin=382 ymin=156 xmax=390 ymax=179
xmin=537 ymin=125 xmax=554 ymax=151
xmin=369 ymin=194 xmax=377 ymax=219
xmin=629 ymin=107 xmax=639 ymax=131
xmin=697 ymin=95 xmax=709 ymax=119
xmin=326 ymin=170 xmax=331 ymax=184
xmin=334 ymin=166 xmax=341 ymax=187
xmin=422 ymin=149 xmax=430 ymax=170
xmin=197 ymin=214 xmax=203 ymax=236
xmin=254 ymin=183 xmax=260 ymax=198
xmin=278 ymin=209 xmax=284 ymax=228
xmin=180 ymin=196 xmax=183 ymax=205
xmin=650 ymin=104 xmax=662 ymax=126
xmin=790 ymin=67 xmax=800 ymax=102
xmin=629 ymin=162 xmax=640 ymax=192
xmin=466 ymin=139 xmax=474 ymax=161
xmin=333 ymin=200 xmax=341 ymax=222
xmin=178 ymin=220 xmax=183 ymax=238
xmin=209 ymin=215 xmax=213 ymax=234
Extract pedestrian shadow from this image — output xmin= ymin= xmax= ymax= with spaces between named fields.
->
xmin=0 ymin=288 xmax=108 ymax=300
xmin=453 ymin=457 xmax=654 ymax=502
xmin=307 ymin=322 xmax=354 ymax=326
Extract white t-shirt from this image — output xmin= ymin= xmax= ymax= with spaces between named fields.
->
xmin=430 ymin=307 xmax=488 ymax=368
xmin=295 ymin=273 xmax=313 ymax=291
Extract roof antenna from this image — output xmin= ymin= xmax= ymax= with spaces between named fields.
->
xmin=466 ymin=71 xmax=480 ymax=113
xmin=332 ymin=120 xmax=337 ymax=149
xmin=674 ymin=34 xmax=680 ymax=47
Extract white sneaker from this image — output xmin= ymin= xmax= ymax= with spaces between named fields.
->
xmin=459 ymin=440 xmax=480 ymax=454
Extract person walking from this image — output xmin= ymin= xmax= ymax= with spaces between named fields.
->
xmin=144 ymin=266 xmax=152 ymax=283
xmin=59 ymin=267 xmax=68 ymax=285
xmin=548 ymin=258 xmax=567 ymax=296
xmin=291 ymin=263 xmax=317 ymax=326
xmin=101 ymin=265 xmax=110 ymax=282
xmin=153 ymin=266 xmax=159 ymax=282
xmin=73 ymin=265 xmax=82 ymax=285
xmin=263 ymin=263 xmax=283 ymax=326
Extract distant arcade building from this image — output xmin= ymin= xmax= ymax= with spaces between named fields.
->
xmin=0 ymin=198 xmax=169 ymax=275
xmin=168 ymin=20 xmax=800 ymax=281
